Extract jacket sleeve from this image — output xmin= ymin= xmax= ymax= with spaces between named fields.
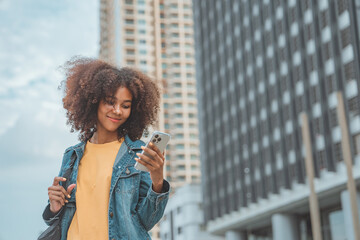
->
xmin=136 ymin=171 xmax=170 ymax=231
xmin=42 ymin=148 xmax=72 ymax=226
xmin=42 ymin=204 xmax=65 ymax=226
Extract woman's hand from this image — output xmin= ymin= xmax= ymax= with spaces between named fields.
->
xmin=135 ymin=142 xmax=165 ymax=193
xmin=48 ymin=177 xmax=76 ymax=214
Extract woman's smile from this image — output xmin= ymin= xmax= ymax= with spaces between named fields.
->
xmin=107 ymin=116 xmax=121 ymax=123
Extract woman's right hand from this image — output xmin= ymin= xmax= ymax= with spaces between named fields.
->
xmin=48 ymin=176 xmax=76 ymax=214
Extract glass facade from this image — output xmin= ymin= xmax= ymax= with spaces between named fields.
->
xmin=193 ymin=0 xmax=360 ymax=224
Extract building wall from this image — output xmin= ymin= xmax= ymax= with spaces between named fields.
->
xmin=193 ymin=0 xmax=360 ymax=239
xmin=99 ymin=0 xmax=201 ymax=190
xmin=99 ymin=0 xmax=201 ymax=239
xmin=160 ymin=184 xmax=225 ymax=240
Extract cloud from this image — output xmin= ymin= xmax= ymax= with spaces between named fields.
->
xmin=0 ymin=0 xmax=99 ymax=135
xmin=0 ymin=0 xmax=10 ymax=11
xmin=0 ymin=0 xmax=99 ymax=238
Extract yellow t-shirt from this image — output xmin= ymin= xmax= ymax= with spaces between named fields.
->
xmin=67 ymin=139 xmax=123 ymax=240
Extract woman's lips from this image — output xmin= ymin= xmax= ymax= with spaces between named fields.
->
xmin=108 ymin=116 xmax=121 ymax=123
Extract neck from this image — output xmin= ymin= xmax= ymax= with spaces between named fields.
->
xmin=90 ymin=132 xmax=118 ymax=144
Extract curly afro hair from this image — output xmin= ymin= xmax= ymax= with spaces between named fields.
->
xmin=61 ymin=57 xmax=160 ymax=142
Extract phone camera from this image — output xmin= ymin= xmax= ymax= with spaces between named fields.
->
xmin=158 ymin=138 xmax=162 ymax=141
xmin=155 ymin=134 xmax=159 ymax=138
xmin=152 ymin=139 xmax=156 ymax=143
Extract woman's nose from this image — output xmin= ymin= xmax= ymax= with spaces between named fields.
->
xmin=113 ymin=104 xmax=122 ymax=114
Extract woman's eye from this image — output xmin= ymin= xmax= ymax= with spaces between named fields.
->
xmin=123 ymin=105 xmax=131 ymax=109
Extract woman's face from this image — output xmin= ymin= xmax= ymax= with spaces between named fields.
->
xmin=96 ymin=87 xmax=133 ymax=137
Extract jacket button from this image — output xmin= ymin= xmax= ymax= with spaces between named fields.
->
xmin=125 ymin=168 xmax=130 ymax=175
xmin=110 ymin=212 xmax=114 ymax=218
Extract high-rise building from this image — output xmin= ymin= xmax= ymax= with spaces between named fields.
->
xmin=99 ymin=0 xmax=200 ymax=189
xmin=194 ymin=0 xmax=360 ymax=239
xmin=99 ymin=0 xmax=200 ymax=239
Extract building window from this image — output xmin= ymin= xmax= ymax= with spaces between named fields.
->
xmin=126 ymin=49 xmax=135 ymax=55
xmin=348 ymin=96 xmax=360 ymax=116
xmin=177 ymin=154 xmax=185 ymax=160
xmin=125 ymin=19 xmax=134 ymax=25
xmin=176 ymin=133 xmax=184 ymax=138
xmin=178 ymin=165 xmax=185 ymax=170
xmin=353 ymin=134 xmax=360 ymax=155
xmin=138 ymin=19 xmax=146 ymax=25
xmin=125 ymin=9 xmax=133 ymax=15
xmin=334 ymin=143 xmax=343 ymax=162
xmin=126 ymin=39 xmax=134 ymax=45
xmin=176 ymin=144 xmax=185 ymax=150
xmin=177 ymin=176 xmax=185 ymax=181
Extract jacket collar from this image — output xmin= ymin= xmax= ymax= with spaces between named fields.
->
xmin=69 ymin=134 xmax=144 ymax=152
xmin=124 ymin=135 xmax=144 ymax=151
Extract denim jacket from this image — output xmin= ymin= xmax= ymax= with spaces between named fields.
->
xmin=42 ymin=135 xmax=170 ymax=240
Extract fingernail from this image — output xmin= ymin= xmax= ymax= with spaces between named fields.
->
xmin=136 ymin=153 xmax=140 ymax=156
xmin=149 ymin=142 xmax=153 ymax=146
xmin=68 ymin=195 xmax=71 ymax=198
xmin=141 ymin=146 xmax=145 ymax=149
xmin=65 ymin=200 xmax=68 ymax=203
xmin=63 ymin=178 xmax=66 ymax=181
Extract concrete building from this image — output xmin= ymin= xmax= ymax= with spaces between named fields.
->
xmin=99 ymin=0 xmax=200 ymax=238
xmin=99 ymin=0 xmax=200 ymax=189
xmin=160 ymin=184 xmax=224 ymax=240
xmin=193 ymin=0 xmax=360 ymax=239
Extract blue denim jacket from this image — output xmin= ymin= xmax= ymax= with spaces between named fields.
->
xmin=42 ymin=135 xmax=170 ymax=240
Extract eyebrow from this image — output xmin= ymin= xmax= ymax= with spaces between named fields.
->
xmin=106 ymin=96 xmax=132 ymax=102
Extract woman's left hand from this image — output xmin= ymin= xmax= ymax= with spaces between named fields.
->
xmin=135 ymin=142 xmax=165 ymax=193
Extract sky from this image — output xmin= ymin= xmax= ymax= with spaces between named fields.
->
xmin=0 ymin=0 xmax=99 ymax=238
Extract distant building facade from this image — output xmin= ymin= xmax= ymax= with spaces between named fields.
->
xmin=99 ymin=0 xmax=201 ymax=190
xmin=160 ymin=184 xmax=225 ymax=240
xmin=193 ymin=0 xmax=360 ymax=239
xmin=99 ymin=0 xmax=200 ymax=239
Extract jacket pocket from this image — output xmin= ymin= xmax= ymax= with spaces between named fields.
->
xmin=115 ymin=166 xmax=140 ymax=194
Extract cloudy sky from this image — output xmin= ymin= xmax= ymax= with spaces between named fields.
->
xmin=0 ymin=0 xmax=99 ymax=238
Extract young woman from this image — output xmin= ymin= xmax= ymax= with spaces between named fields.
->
xmin=42 ymin=57 xmax=170 ymax=240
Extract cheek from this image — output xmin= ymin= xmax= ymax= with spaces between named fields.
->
xmin=125 ymin=109 xmax=132 ymax=119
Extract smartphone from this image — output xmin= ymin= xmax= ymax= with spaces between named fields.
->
xmin=134 ymin=131 xmax=171 ymax=172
